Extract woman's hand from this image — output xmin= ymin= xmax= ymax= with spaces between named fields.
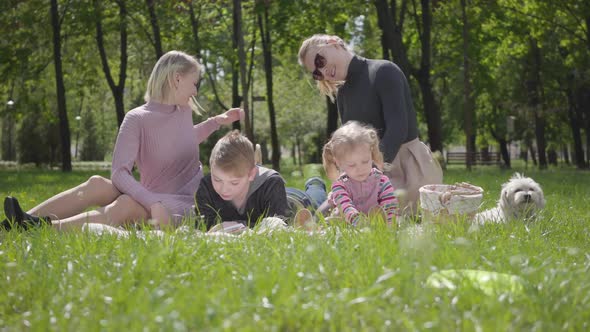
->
xmin=150 ymin=202 xmax=170 ymax=228
xmin=214 ymin=108 xmax=245 ymax=125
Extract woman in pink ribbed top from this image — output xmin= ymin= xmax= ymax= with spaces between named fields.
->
xmin=2 ymin=51 xmax=242 ymax=231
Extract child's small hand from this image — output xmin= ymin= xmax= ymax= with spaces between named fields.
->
xmin=215 ymin=108 xmax=244 ymax=125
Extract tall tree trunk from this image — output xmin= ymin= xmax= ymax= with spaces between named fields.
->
xmin=246 ymin=16 xmax=257 ymax=137
xmin=533 ymin=114 xmax=547 ymax=169
xmin=547 ymin=148 xmax=558 ymax=166
xmin=562 ymin=145 xmax=570 ymax=165
xmin=291 ymin=143 xmax=296 ymax=165
xmin=146 ymin=0 xmax=163 ymax=60
xmin=311 ymin=133 xmax=322 ymax=163
xmin=498 ymin=138 xmax=510 ymax=168
xmin=490 ymin=127 xmax=510 ymax=168
xmin=583 ymin=83 xmax=590 ymax=167
xmin=527 ymin=37 xmax=547 ymax=169
xmin=260 ymin=139 xmax=269 ymax=164
xmin=50 ymin=0 xmax=71 ymax=172
xmin=373 ymin=0 xmax=411 ymax=76
xmin=585 ymin=16 xmax=590 ymax=167
xmin=585 ymin=114 xmax=590 ymax=167
xmin=417 ymin=79 xmax=443 ymax=152
xmin=461 ymin=0 xmax=475 ymax=169
xmin=231 ymin=64 xmax=241 ymax=131
xmin=414 ymin=0 xmax=443 ymax=152
xmin=74 ymin=93 xmax=85 ymax=160
xmin=566 ymin=87 xmax=586 ymax=168
xmin=528 ymin=142 xmax=537 ymax=166
xmin=296 ymin=136 xmax=302 ymax=168
xmin=373 ymin=0 xmax=443 ymax=152
xmin=233 ymin=0 xmax=252 ymax=140
xmin=231 ymin=1 xmax=242 ymax=131
xmin=1 ymin=112 xmax=15 ymax=161
xmin=188 ymin=1 xmax=201 ymax=54
xmin=2 ymin=83 xmax=16 ymax=161
xmin=380 ymin=34 xmax=390 ymax=61
xmin=258 ymin=5 xmax=280 ymax=171
xmin=94 ymin=0 xmax=128 ymax=128
xmin=324 ymin=97 xmax=338 ymax=161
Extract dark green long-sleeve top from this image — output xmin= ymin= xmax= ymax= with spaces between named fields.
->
xmin=336 ymin=55 xmax=419 ymax=163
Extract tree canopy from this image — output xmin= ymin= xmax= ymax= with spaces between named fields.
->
xmin=1 ymin=0 xmax=588 ymax=170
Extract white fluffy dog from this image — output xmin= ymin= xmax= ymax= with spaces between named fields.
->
xmin=475 ymin=173 xmax=545 ymax=224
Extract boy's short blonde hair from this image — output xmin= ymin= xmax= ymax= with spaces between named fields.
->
xmin=210 ymin=130 xmax=255 ymax=176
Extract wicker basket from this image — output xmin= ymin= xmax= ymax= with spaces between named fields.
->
xmin=419 ymin=183 xmax=484 ymax=223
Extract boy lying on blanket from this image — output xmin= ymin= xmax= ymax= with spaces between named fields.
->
xmin=194 ymin=130 xmax=289 ymax=233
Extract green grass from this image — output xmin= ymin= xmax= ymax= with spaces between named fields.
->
xmin=1 ymin=166 xmax=590 ymax=330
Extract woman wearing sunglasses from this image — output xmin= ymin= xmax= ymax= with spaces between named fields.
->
xmin=298 ymin=34 xmax=442 ymax=215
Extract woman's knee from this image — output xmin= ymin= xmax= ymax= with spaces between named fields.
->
xmin=84 ymin=175 xmax=120 ymax=199
xmin=85 ymin=175 xmax=111 ymax=189
xmin=105 ymin=195 xmax=148 ymax=222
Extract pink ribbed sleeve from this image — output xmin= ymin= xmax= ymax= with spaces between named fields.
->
xmin=111 ymin=111 xmax=160 ymax=209
xmin=194 ymin=120 xmax=219 ymax=144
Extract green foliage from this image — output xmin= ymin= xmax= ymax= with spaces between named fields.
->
xmin=0 ymin=0 xmax=588 ymax=168
xmin=16 ymin=112 xmax=45 ymax=165
xmin=272 ymin=64 xmax=326 ymax=157
xmin=16 ymin=107 xmax=61 ymax=167
xmin=79 ymin=110 xmax=106 ymax=161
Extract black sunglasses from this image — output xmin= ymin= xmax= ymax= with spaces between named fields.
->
xmin=312 ymin=53 xmax=327 ymax=80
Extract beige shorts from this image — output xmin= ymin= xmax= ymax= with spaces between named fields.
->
xmin=384 ymin=138 xmax=443 ymax=215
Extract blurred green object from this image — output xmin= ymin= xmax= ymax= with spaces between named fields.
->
xmin=427 ymin=269 xmax=524 ymax=296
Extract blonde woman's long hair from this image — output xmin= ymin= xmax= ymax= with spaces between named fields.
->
xmin=144 ymin=50 xmax=203 ymax=114
xmin=298 ymin=34 xmax=349 ymax=102
xmin=322 ymin=121 xmax=384 ymax=181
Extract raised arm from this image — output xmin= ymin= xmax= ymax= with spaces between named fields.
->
xmin=111 ymin=112 xmax=159 ymax=210
xmin=194 ymin=108 xmax=244 ymax=144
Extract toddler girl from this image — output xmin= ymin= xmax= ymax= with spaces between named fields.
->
xmin=323 ymin=121 xmax=398 ymax=226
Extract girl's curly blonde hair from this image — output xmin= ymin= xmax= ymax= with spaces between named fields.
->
xmin=322 ymin=121 xmax=384 ymax=180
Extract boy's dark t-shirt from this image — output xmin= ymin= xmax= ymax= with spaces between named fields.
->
xmin=194 ymin=166 xmax=288 ymax=229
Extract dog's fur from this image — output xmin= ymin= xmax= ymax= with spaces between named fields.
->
xmin=475 ymin=173 xmax=545 ymax=224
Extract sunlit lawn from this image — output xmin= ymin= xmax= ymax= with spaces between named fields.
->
xmin=1 ymin=164 xmax=590 ymax=330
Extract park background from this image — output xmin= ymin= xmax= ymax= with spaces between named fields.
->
xmin=1 ymin=0 xmax=589 ymax=171
xmin=2 ymin=1 xmax=590 ymax=330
